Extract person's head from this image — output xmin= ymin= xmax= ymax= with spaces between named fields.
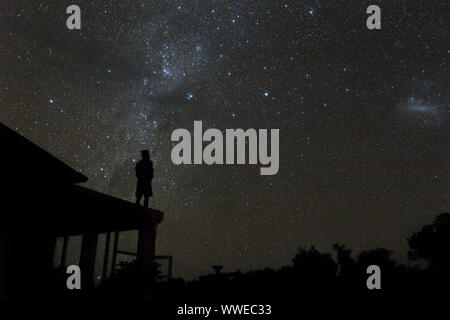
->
xmin=141 ymin=149 xmax=150 ymax=160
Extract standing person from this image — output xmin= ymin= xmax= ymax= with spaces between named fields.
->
xmin=135 ymin=150 xmax=153 ymax=208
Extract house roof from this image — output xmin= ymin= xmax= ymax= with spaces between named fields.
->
xmin=0 ymin=122 xmax=88 ymax=185
xmin=1 ymin=122 xmax=163 ymax=234
xmin=47 ymin=184 xmax=163 ymax=236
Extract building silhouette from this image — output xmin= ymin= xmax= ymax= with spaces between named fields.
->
xmin=0 ymin=123 xmax=163 ymax=298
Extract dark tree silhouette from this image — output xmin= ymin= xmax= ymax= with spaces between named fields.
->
xmin=408 ymin=212 xmax=450 ymax=269
xmin=357 ymin=248 xmax=395 ymax=269
xmin=292 ymin=246 xmax=337 ymax=276
xmin=292 ymin=246 xmax=337 ymax=292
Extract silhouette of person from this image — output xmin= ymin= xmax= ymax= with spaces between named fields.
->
xmin=135 ymin=150 xmax=153 ymax=208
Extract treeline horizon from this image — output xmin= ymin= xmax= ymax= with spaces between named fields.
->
xmin=45 ymin=212 xmax=449 ymax=303
xmin=92 ymin=212 xmax=450 ymax=302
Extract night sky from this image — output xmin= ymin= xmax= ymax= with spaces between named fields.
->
xmin=1 ymin=1 xmax=448 ymax=280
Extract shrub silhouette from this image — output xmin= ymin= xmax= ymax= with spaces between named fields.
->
xmin=292 ymin=246 xmax=337 ymax=294
xmin=408 ymin=212 xmax=450 ymax=269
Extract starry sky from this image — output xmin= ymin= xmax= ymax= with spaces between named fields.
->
xmin=1 ymin=1 xmax=448 ymax=280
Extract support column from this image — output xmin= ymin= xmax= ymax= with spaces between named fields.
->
xmin=0 ymin=225 xmax=7 ymax=299
xmin=137 ymin=218 xmax=157 ymax=287
xmin=43 ymin=234 xmax=57 ymax=273
xmin=60 ymin=236 xmax=69 ymax=267
xmin=33 ymin=233 xmax=56 ymax=296
xmin=102 ymin=232 xmax=111 ymax=281
xmin=79 ymin=233 xmax=98 ymax=290
xmin=111 ymin=231 xmax=119 ymax=275
xmin=168 ymin=256 xmax=173 ymax=280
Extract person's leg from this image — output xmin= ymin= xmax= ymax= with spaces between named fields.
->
xmin=136 ymin=194 xmax=142 ymax=205
xmin=143 ymin=195 xmax=149 ymax=208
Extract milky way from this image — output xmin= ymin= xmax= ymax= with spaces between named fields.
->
xmin=1 ymin=0 xmax=448 ymax=280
